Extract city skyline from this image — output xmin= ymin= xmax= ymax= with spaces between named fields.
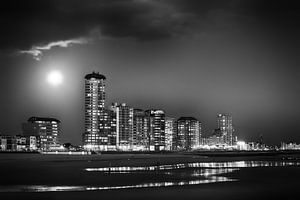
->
xmin=0 ymin=70 xmax=295 ymax=149
xmin=0 ymin=69 xmax=298 ymax=146
xmin=1 ymin=0 xmax=300 ymax=146
xmin=1 ymin=2 xmax=300 ymax=199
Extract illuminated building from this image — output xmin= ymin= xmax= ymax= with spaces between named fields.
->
xmin=177 ymin=117 xmax=201 ymax=150
xmin=145 ymin=109 xmax=165 ymax=151
xmin=280 ymin=142 xmax=300 ymax=150
xmin=0 ymin=135 xmax=17 ymax=151
xmin=216 ymin=114 xmax=234 ymax=146
xmin=28 ymin=136 xmax=39 ymax=150
xmin=22 ymin=117 xmax=60 ymax=150
xmin=133 ymin=109 xmax=149 ymax=150
xmin=22 ymin=116 xmax=59 ymax=150
xmin=202 ymin=128 xmax=226 ymax=147
xmin=83 ymin=72 xmax=109 ymax=151
xmin=165 ymin=117 xmax=177 ymax=151
xmin=204 ymin=136 xmax=225 ymax=148
xmin=236 ymin=141 xmax=247 ymax=150
xmin=107 ymin=109 xmax=117 ymax=149
xmin=110 ymin=103 xmax=134 ymax=150
xmin=16 ymin=136 xmax=27 ymax=151
xmin=0 ymin=135 xmax=40 ymax=151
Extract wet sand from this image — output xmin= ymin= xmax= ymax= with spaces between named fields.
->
xmin=0 ymin=153 xmax=299 ymax=200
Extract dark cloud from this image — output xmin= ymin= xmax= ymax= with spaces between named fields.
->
xmin=0 ymin=0 xmax=191 ymax=51
xmin=0 ymin=0 xmax=299 ymax=52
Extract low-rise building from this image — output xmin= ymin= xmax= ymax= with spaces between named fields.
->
xmin=22 ymin=117 xmax=61 ymax=150
xmin=0 ymin=135 xmax=40 ymax=151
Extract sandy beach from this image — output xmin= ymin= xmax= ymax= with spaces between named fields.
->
xmin=0 ymin=152 xmax=299 ymax=200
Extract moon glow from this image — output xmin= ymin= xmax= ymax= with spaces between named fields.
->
xmin=47 ymin=70 xmax=63 ymax=86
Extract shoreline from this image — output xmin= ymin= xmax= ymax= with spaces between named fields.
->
xmin=0 ymin=151 xmax=300 ymax=200
xmin=0 ymin=151 xmax=300 ymax=168
xmin=1 ymin=149 xmax=300 ymax=156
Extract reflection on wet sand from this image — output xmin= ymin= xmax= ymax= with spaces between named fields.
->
xmin=0 ymin=168 xmax=236 ymax=192
xmin=0 ymin=177 xmax=231 ymax=192
xmin=1 ymin=161 xmax=299 ymax=193
xmin=0 ymin=171 xmax=235 ymax=192
xmin=85 ymin=160 xmax=300 ymax=172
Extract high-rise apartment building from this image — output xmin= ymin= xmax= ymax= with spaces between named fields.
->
xmin=107 ymin=109 xmax=117 ymax=149
xmin=83 ymin=72 xmax=109 ymax=151
xmin=177 ymin=117 xmax=201 ymax=150
xmin=110 ymin=103 xmax=134 ymax=150
xmin=165 ymin=117 xmax=177 ymax=151
xmin=22 ymin=117 xmax=60 ymax=150
xmin=216 ymin=114 xmax=234 ymax=146
xmin=133 ymin=109 xmax=149 ymax=150
xmin=145 ymin=109 xmax=165 ymax=151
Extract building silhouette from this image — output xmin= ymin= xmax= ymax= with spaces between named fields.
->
xmin=80 ymin=73 xmax=242 ymax=152
xmin=177 ymin=117 xmax=201 ymax=150
xmin=145 ymin=109 xmax=165 ymax=151
xmin=22 ymin=116 xmax=60 ymax=150
xmin=110 ymin=103 xmax=134 ymax=150
xmin=133 ymin=109 xmax=149 ymax=150
xmin=165 ymin=117 xmax=177 ymax=151
xmin=83 ymin=72 xmax=110 ymax=151
xmin=0 ymin=135 xmax=40 ymax=151
xmin=216 ymin=114 xmax=234 ymax=146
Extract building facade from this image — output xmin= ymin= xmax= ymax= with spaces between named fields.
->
xmin=177 ymin=117 xmax=201 ymax=150
xmin=0 ymin=135 xmax=40 ymax=151
xmin=165 ymin=117 xmax=177 ymax=151
xmin=216 ymin=114 xmax=234 ymax=146
xmin=110 ymin=103 xmax=134 ymax=150
xmin=145 ymin=109 xmax=165 ymax=151
xmin=106 ymin=109 xmax=117 ymax=150
xmin=83 ymin=72 xmax=109 ymax=151
xmin=22 ymin=117 xmax=60 ymax=150
xmin=133 ymin=109 xmax=149 ymax=150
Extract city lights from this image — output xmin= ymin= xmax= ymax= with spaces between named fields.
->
xmin=1 ymin=72 xmax=299 ymax=153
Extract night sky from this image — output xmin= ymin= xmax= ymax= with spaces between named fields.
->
xmin=0 ymin=0 xmax=299 ymax=145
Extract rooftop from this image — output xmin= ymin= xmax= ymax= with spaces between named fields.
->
xmin=28 ymin=117 xmax=61 ymax=123
xmin=177 ymin=117 xmax=199 ymax=122
xmin=85 ymin=72 xmax=106 ymax=80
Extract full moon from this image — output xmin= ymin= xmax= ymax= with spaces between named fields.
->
xmin=47 ymin=70 xmax=63 ymax=86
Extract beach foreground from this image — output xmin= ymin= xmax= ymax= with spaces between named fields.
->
xmin=0 ymin=153 xmax=299 ymax=200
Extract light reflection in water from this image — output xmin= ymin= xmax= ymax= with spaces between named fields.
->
xmin=85 ymin=161 xmax=300 ymax=172
xmin=190 ymin=168 xmax=239 ymax=177
xmin=0 ymin=176 xmax=235 ymax=192
xmin=0 ymin=168 xmax=236 ymax=192
xmin=85 ymin=176 xmax=235 ymax=191
xmin=0 ymin=185 xmax=87 ymax=192
xmin=1 ymin=161 xmax=299 ymax=193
